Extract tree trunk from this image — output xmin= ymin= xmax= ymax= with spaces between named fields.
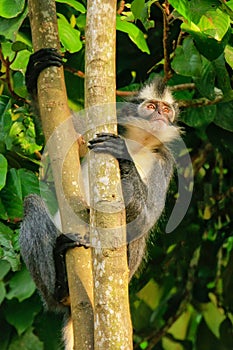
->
xmin=27 ymin=1 xmax=94 ymax=348
xmin=85 ymin=0 xmax=133 ymax=348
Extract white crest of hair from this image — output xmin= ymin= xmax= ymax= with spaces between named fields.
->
xmin=138 ymin=81 xmax=174 ymax=105
xmin=63 ymin=318 xmax=74 ymax=350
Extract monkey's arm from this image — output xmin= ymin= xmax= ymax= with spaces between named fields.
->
xmin=88 ymin=133 xmax=172 ymax=232
xmin=89 ymin=133 xmax=174 ymax=277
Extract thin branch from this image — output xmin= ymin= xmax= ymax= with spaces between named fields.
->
xmin=156 ymin=1 xmax=172 ymax=82
xmin=117 ymin=0 xmax=125 ymax=15
xmin=178 ymin=95 xmax=223 ymax=108
xmin=170 ymin=83 xmax=195 ymax=91
xmin=116 ymin=89 xmax=137 ymax=97
xmin=64 ymin=65 xmax=85 ymax=78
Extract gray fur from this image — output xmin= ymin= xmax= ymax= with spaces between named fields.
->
xmin=20 ymin=194 xmax=66 ymax=312
xmin=19 ymin=78 xmax=180 ymax=349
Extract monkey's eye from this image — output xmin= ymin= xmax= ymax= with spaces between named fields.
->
xmin=146 ymin=103 xmax=156 ymax=110
xmin=162 ymin=105 xmax=171 ymax=113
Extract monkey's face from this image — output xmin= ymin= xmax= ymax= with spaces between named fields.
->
xmin=138 ymin=100 xmax=175 ymax=130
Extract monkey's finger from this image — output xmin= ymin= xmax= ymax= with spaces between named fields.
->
xmin=96 ymin=132 xmax=119 ymax=138
xmin=88 ymin=133 xmax=119 ymax=146
xmin=55 ymin=233 xmax=90 ymax=254
xmin=88 ymin=138 xmax=120 ymax=149
xmin=89 ymin=141 xmax=132 ymax=161
xmin=30 ymin=48 xmax=63 ymax=61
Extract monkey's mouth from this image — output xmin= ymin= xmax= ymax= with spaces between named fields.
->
xmin=150 ymin=115 xmax=169 ymax=126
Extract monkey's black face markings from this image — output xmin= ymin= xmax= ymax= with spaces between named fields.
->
xmin=138 ymin=100 xmax=175 ymax=125
xmin=26 ymin=48 xmax=63 ymax=94
xmin=88 ymin=133 xmax=133 ymax=162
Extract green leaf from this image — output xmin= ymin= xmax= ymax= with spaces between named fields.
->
xmin=202 ymin=301 xmax=225 ymax=338
xmin=13 ymin=71 xmax=27 ymax=98
xmin=181 ymin=17 xmax=231 ymax=61
xmin=9 ymin=117 xmax=42 ymax=154
xmin=181 ymin=105 xmax=216 ymax=128
xmin=194 ymin=60 xmax=216 ymax=100
xmin=8 ymin=328 xmax=43 ymax=350
xmin=170 ymin=0 xmax=220 ymax=24
xmin=18 ymin=169 xmax=40 ymax=197
xmin=131 ymin=0 xmax=145 ymax=20
xmin=1 ymin=249 xmax=21 ymax=272
xmin=0 ymin=96 xmax=12 ymax=142
xmin=225 ymin=44 xmax=233 ymax=68
xmin=207 ymin=124 xmax=233 ymax=153
xmin=0 ymin=5 xmax=28 ymax=41
xmin=11 ymin=41 xmax=31 ymax=52
xmin=0 ymin=260 xmax=11 ymax=279
xmin=171 ymin=0 xmax=230 ymax=60
xmin=0 ymin=280 xmax=6 ymax=304
xmin=0 ymin=168 xmax=41 ymax=221
xmin=137 ymin=279 xmax=162 ymax=310
xmin=57 ymin=13 xmax=82 ymax=53
xmin=116 ymin=16 xmax=150 ymax=54
xmin=0 ymin=198 xmax=8 ymax=220
xmin=215 ymin=102 xmax=233 ymax=132
xmin=11 ymin=50 xmax=31 ymax=74
xmin=171 ymin=37 xmax=202 ymax=77
xmin=169 ymin=0 xmax=192 ymax=21
xmin=56 ymin=0 xmax=86 ymax=13
xmin=0 ymin=222 xmax=14 ymax=243
xmin=0 ymin=168 xmax=23 ymax=219
xmin=0 ymin=154 xmax=7 ymax=190
xmin=131 ymin=0 xmax=155 ymax=31
xmin=196 ymin=9 xmax=230 ymax=41
xmin=7 ymin=266 xmax=36 ymax=302
xmin=0 ymin=222 xmax=20 ymax=271
xmin=213 ymin=54 xmax=232 ymax=96
xmin=0 ymin=0 xmax=25 ymax=19
xmin=76 ymin=13 xmax=86 ymax=31
xmin=5 ymin=297 xmax=41 ymax=336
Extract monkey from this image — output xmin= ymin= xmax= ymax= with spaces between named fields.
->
xmin=19 ymin=48 xmax=181 ymax=349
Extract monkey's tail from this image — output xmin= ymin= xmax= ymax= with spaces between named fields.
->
xmin=63 ymin=315 xmax=74 ymax=350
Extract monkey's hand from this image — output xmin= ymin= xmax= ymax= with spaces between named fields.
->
xmin=54 ymin=233 xmax=90 ymax=304
xmin=88 ymin=133 xmax=132 ymax=162
xmin=26 ymin=48 xmax=63 ymax=94
xmin=88 ymin=133 xmax=147 ymax=225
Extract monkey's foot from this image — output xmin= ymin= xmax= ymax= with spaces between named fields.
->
xmin=56 ymin=233 xmax=90 ymax=253
xmin=88 ymin=132 xmax=132 ymax=161
xmin=26 ymin=48 xmax=63 ymax=93
xmin=54 ymin=233 xmax=90 ymax=303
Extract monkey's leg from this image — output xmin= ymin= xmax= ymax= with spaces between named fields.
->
xmin=26 ymin=48 xmax=63 ymax=93
xmin=20 ymin=194 xmax=90 ymax=310
xmin=54 ymin=233 xmax=90 ymax=303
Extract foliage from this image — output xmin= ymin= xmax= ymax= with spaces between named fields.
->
xmin=0 ymin=0 xmax=233 ymax=349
